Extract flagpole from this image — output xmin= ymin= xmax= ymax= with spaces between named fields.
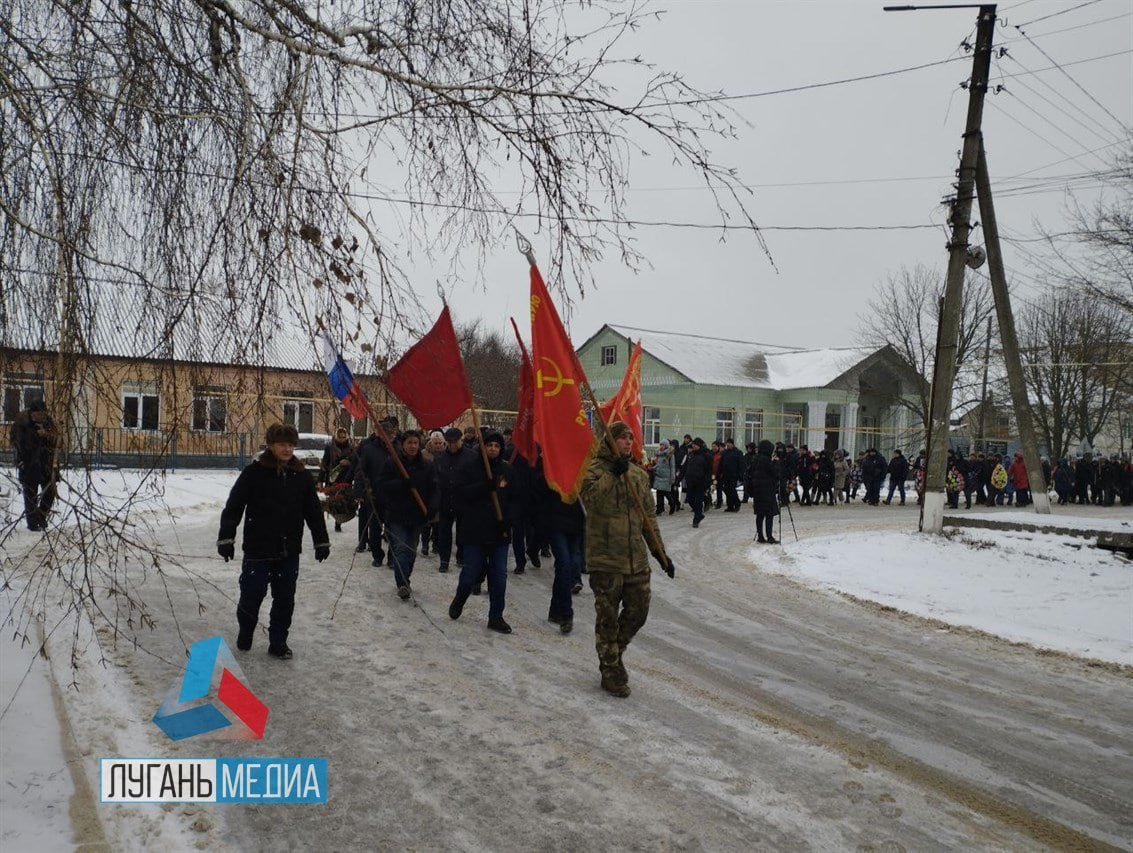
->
xmin=515 ymin=232 xmax=670 ymax=569
xmin=468 ymin=405 xmax=506 ymax=524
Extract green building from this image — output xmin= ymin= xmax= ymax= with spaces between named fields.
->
xmin=576 ymin=324 xmax=925 ymax=456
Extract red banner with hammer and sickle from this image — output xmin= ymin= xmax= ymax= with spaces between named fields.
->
xmin=529 ymin=265 xmax=596 ymax=502
xmin=599 ymin=339 xmax=644 ymax=461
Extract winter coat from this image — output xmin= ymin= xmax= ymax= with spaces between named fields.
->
xmin=886 ymin=454 xmax=910 ymax=483
xmin=452 ymin=452 xmax=514 ymax=546
xmin=682 ymin=448 xmax=711 ymax=490
xmin=434 ymin=446 xmax=473 ymax=513
xmin=833 ymin=457 xmax=850 ymax=485
xmin=745 ymin=451 xmax=780 ymax=516
xmin=651 ymin=449 xmax=676 ymax=493
xmin=9 ymin=411 xmax=57 ymax=476
xmin=861 ymin=453 xmax=887 ymax=485
xmin=1007 ymin=455 xmax=1030 ymax=489
xmin=353 ymin=434 xmax=392 ymax=501
xmin=580 ymin=443 xmax=662 ymax=576
xmin=1053 ymin=460 xmax=1074 ymax=493
xmin=542 ymin=485 xmax=586 ymax=536
xmin=719 ymin=447 xmax=745 ymax=482
xmin=377 ymin=451 xmax=438 ymax=526
xmin=816 ymin=455 xmax=835 ymax=488
xmin=796 ymin=452 xmax=815 ymax=484
xmin=218 ymin=451 xmax=329 ymax=559
xmin=320 ymin=438 xmax=355 ymax=485
xmin=673 ymin=442 xmax=691 ymax=481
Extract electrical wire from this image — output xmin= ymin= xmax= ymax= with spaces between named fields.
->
xmin=1015 ymin=0 xmax=1107 ymax=28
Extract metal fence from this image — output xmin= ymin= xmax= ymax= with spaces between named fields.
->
xmin=0 ymin=427 xmax=258 ymax=471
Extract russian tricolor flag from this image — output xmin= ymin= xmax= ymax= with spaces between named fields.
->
xmin=321 ymin=335 xmax=371 ymax=421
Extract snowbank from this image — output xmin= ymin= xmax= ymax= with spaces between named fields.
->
xmin=956 ymin=509 xmax=1133 ymax=534
xmin=760 ymin=528 xmax=1133 ymax=666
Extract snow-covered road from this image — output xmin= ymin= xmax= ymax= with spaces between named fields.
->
xmin=5 ymin=483 xmax=1132 ymax=850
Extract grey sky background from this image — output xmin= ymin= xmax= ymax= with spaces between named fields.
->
xmin=364 ymin=0 xmax=1132 ymax=351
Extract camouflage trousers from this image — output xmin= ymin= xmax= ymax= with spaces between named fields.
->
xmin=589 ymin=570 xmax=651 ymax=685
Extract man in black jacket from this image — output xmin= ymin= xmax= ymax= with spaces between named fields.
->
xmin=353 ymin=416 xmax=398 ymax=565
xmin=434 ymin=427 xmax=470 ymax=573
xmin=682 ymin=438 xmax=711 ymax=528
xmin=377 ymin=430 xmax=438 ymax=600
xmin=218 ymin=423 xmax=329 ymax=660
xmin=719 ymin=438 xmax=745 ymax=512
xmin=9 ymin=399 xmax=57 ymax=531
xmin=883 ymin=449 xmax=910 ymax=505
xmin=860 ymin=447 xmax=887 ymax=506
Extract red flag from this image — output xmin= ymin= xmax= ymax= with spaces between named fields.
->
xmin=509 ymin=317 xmax=536 ymax=463
xmin=530 ymin=265 xmax=596 ymax=501
xmin=598 ymin=339 xmax=644 ymax=461
xmin=385 ymin=306 xmax=473 ymax=428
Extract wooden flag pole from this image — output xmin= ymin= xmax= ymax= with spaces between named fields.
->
xmin=468 ymin=405 xmax=506 ymax=523
xmin=515 ymin=231 xmax=669 ymax=570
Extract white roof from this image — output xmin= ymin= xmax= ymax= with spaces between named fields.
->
xmin=605 ymin=324 xmax=877 ymax=391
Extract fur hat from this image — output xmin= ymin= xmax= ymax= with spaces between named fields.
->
xmin=265 ymin=422 xmax=299 ymax=445
xmin=608 ymin=421 xmax=631 ymax=440
xmin=484 ymin=431 xmax=504 ymax=448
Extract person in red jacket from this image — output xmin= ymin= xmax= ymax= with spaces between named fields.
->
xmin=1007 ymin=451 xmax=1031 ymax=507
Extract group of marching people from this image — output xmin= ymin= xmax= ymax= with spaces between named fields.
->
xmin=218 ymin=418 xmax=673 ymax=698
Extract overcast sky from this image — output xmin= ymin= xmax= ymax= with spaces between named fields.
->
xmin=369 ymin=0 xmax=1132 ymax=351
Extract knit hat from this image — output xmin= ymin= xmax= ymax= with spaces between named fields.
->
xmin=265 ymin=422 xmax=299 ymax=444
xmin=608 ymin=421 xmax=631 ymax=440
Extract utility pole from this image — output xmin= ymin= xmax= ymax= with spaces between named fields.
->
xmin=975 ymin=317 xmax=992 ymax=452
xmin=887 ymin=4 xmax=998 ymax=533
xmin=976 ymin=143 xmax=1053 ymax=513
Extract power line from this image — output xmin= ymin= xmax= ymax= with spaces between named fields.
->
xmin=1015 ymin=0 xmax=1107 ymax=28
xmin=1011 ymin=27 xmax=1130 ymax=135
xmin=993 ymin=87 xmax=1115 ymax=169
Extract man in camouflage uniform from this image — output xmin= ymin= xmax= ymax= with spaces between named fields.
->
xmin=580 ymin=421 xmax=676 ymax=698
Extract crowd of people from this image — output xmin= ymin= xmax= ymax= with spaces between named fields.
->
xmin=216 ymin=418 xmax=673 ymax=697
xmin=643 ymin=436 xmax=1133 ymax=520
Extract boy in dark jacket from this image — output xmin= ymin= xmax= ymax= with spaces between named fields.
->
xmin=218 ymin=423 xmax=330 ymax=660
xmin=377 ymin=430 xmax=438 ymax=600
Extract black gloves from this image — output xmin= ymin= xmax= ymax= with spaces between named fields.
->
xmin=611 ymin=456 xmax=630 ymax=477
xmin=653 ymin=552 xmax=675 ymax=578
xmin=314 ymin=544 xmax=330 ymax=562
xmin=218 ymin=542 xmax=235 ymax=562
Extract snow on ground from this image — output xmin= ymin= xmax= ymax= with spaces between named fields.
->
xmin=761 ymin=526 xmax=1133 ymax=666
xmin=0 ymin=627 xmax=74 ymax=851
xmin=955 ymin=507 xmax=1133 ymax=534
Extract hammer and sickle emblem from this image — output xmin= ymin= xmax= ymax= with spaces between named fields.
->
xmin=536 ymin=357 xmax=575 ymax=397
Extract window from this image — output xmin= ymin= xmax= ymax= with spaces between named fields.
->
xmin=715 ymin=408 xmax=734 ymax=444
xmin=782 ymin=412 xmax=802 ymax=447
xmin=191 ymin=388 xmax=227 ymax=433
xmin=600 ymin=345 xmax=618 ymax=366
xmin=338 ymin=407 xmax=369 ymax=439
xmin=2 ymin=379 xmax=44 ymax=423
xmin=643 ymin=406 xmax=661 ymax=447
xmin=283 ymin=399 xmax=315 ymax=434
xmin=123 ymin=389 xmax=160 ymax=431
xmin=744 ymin=410 xmax=763 ymax=445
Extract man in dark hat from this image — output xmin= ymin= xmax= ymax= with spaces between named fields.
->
xmin=434 ymin=427 xmax=471 ymax=573
xmin=353 ymin=415 xmax=399 ymax=565
xmin=218 ymin=423 xmax=329 ymax=660
xmin=682 ymin=437 xmax=711 ymax=527
xmin=9 ymin=399 xmax=57 ymax=531
xmin=580 ymin=421 xmax=675 ymax=697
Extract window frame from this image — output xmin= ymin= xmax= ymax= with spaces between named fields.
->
xmin=190 ymin=390 xmax=228 ymax=433
xmin=282 ymin=399 xmax=315 ymax=434
xmin=122 ymin=388 xmax=160 ymax=432
xmin=2 ymin=380 xmax=45 ymax=423
xmin=744 ymin=409 xmax=763 ymax=446
xmin=600 ymin=345 xmax=618 ymax=367
xmin=643 ymin=405 xmax=661 ymax=447
xmin=715 ymin=408 xmax=735 ymax=444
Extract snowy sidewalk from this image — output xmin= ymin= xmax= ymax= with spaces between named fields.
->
xmin=762 ymin=524 xmax=1133 ymax=666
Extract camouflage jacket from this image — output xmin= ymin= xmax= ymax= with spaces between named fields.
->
xmin=580 ymin=443 xmax=663 ymax=576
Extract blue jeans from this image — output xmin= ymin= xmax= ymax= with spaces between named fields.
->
xmin=548 ymin=531 xmax=584 ymax=620
xmin=886 ymin=480 xmax=906 ymax=503
xmin=237 ymin=555 xmax=300 ymax=648
xmin=385 ymin=522 xmax=421 ymax=587
xmin=455 ymin=542 xmax=509 ymax=621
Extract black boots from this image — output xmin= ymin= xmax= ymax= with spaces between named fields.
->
xmin=487 ymin=617 xmax=512 ymax=634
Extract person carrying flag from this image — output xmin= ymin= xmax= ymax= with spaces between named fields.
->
xmin=581 ymin=421 xmax=675 ymax=698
